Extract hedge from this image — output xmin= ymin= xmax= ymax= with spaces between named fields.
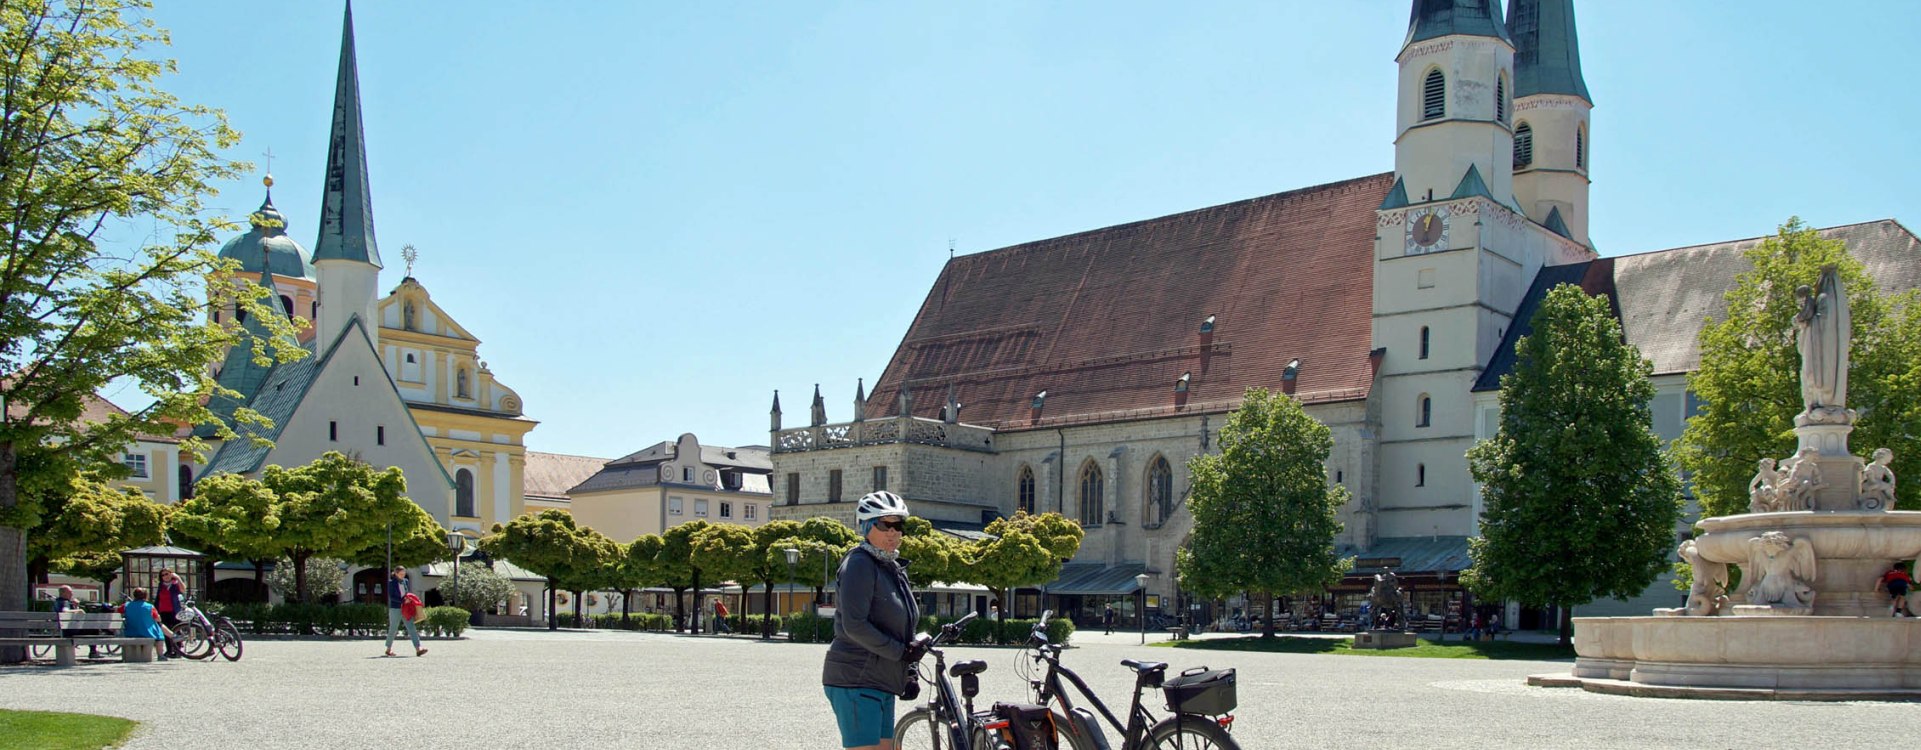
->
xmin=419 ymin=607 xmax=470 ymax=638
xmin=208 ymin=602 xmax=471 ymax=638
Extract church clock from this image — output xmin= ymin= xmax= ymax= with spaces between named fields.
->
xmin=1404 ymin=206 xmax=1450 ymax=255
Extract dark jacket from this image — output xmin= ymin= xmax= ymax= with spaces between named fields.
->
xmin=388 ymin=575 xmax=411 ymax=608
xmin=822 ymin=545 xmax=921 ymax=696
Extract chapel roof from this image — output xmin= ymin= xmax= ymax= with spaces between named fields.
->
xmin=862 ymin=173 xmax=1394 ymax=430
xmin=217 ymin=185 xmax=314 ymax=279
xmin=523 ymin=451 xmax=611 ymax=502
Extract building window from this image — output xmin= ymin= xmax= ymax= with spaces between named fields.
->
xmin=455 ymin=469 xmax=475 ymax=518
xmin=1418 ymin=395 xmax=1433 ymax=427
xmin=179 ymin=464 xmax=194 ymax=499
xmin=1018 ymin=466 xmax=1036 ymax=515
xmin=744 ymin=504 xmax=757 ymax=520
xmin=212 ymin=310 xmax=220 ymax=324
xmin=1496 ymin=73 xmax=1508 ymax=123
xmin=695 ymin=499 xmax=709 ymax=517
xmin=1421 ymin=69 xmax=1445 ymax=120
xmin=1146 ymin=456 xmax=1173 ymax=527
xmin=1335 ymin=469 xmax=1344 ymax=484
xmin=872 ymin=466 xmax=888 ymax=491
xmin=236 ymin=306 xmax=248 ymax=323
xmin=279 ymin=295 xmax=294 ymax=318
xmin=1417 ymin=464 xmax=1427 ymax=487
xmin=329 ymin=421 xmax=338 ymax=441
xmin=310 ymin=301 xmax=319 ymax=318
xmin=828 ymin=469 xmax=843 ymax=503
xmin=720 ymin=501 xmax=733 ymax=519
xmin=1575 ymin=125 xmax=1586 ymax=170
xmin=1078 ymin=461 xmax=1104 ymax=526
xmin=786 ymin=473 xmax=799 ymax=505
xmin=1513 ymin=122 xmax=1533 ymax=168
xmin=122 ymin=453 xmax=148 ymax=479
xmin=669 ymin=496 xmax=684 ymax=515
xmin=1419 ymin=326 xmax=1431 ymax=360
xmin=683 ymin=466 xmax=693 ymax=482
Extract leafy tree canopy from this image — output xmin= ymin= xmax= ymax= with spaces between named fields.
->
xmin=30 ymin=473 xmax=169 ymax=575
xmin=257 ymin=452 xmax=444 ymax=601
xmin=689 ymin=522 xmax=758 ymax=588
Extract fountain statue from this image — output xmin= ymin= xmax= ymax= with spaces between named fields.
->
xmin=1549 ymin=265 xmax=1920 ymax=698
xmin=1351 ymin=570 xmax=1417 ymax=650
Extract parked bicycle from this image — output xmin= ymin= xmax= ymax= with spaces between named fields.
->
xmin=174 ymin=598 xmax=244 ymax=662
xmin=893 ymin=612 xmax=1017 ymax=750
xmin=1020 ymin=611 xmax=1240 ymax=750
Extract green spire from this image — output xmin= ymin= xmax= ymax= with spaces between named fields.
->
xmin=1404 ymin=0 xmax=1511 ymax=49
xmin=1378 ymin=178 xmax=1410 ymax=210
xmin=312 ymin=1 xmax=382 ymax=268
xmin=1508 ymin=0 xmax=1590 ymax=101
xmin=197 ymin=265 xmax=286 ymax=437
xmin=1449 ymin=164 xmax=1493 ymax=201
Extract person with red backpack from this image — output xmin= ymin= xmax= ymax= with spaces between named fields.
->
xmin=384 ymin=566 xmax=428 ymax=657
xmin=1876 ymin=563 xmax=1912 ymax=617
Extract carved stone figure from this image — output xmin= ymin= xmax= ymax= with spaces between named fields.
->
xmin=1367 ymin=571 xmax=1406 ymax=630
xmin=1793 ymin=266 xmax=1850 ymax=421
xmin=1861 ymin=447 xmax=1897 ymax=510
xmin=1744 ymin=531 xmax=1817 ymax=610
xmin=1678 ymin=539 xmax=1729 ymax=616
xmin=1748 ymin=458 xmax=1783 ymax=514
xmin=1778 ymin=448 xmax=1824 ymax=511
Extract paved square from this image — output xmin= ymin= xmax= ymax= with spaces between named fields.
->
xmin=0 ymin=629 xmax=1902 ymax=748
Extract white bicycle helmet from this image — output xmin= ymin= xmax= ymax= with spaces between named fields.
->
xmin=856 ymin=490 xmax=910 ymax=522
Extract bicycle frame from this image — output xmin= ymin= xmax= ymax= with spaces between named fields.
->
xmin=903 ymin=612 xmax=1004 ymax=750
xmin=1032 ymin=645 xmax=1157 ymax=748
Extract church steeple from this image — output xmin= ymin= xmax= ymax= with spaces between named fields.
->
xmin=1507 ymin=0 xmax=1592 ymax=246
xmin=1404 ymin=0 xmax=1510 ymax=51
xmin=1391 ymin=0 xmax=1516 ymax=209
xmin=1508 ymin=0 xmax=1589 ymax=101
xmin=312 ymin=1 xmax=384 ymax=347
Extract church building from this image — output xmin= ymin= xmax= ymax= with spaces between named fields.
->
xmin=768 ymin=0 xmax=1920 ymax=628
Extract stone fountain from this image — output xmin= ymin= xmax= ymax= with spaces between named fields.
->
xmin=1549 ymin=266 xmax=1919 ymax=699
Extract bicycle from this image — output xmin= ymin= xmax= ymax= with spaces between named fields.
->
xmin=175 ymin=598 xmax=244 ymax=662
xmin=893 ymin=612 xmax=1012 ymax=750
xmin=1020 ymin=611 xmax=1241 ymax=750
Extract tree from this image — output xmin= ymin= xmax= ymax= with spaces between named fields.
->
xmin=962 ymin=511 xmax=1082 ymax=627
xmin=482 ymin=510 xmax=608 ymax=631
xmin=690 ymin=523 xmax=756 ymax=631
xmin=1465 ymin=285 xmax=1684 ymax=646
xmin=0 ymin=0 xmax=305 ymax=636
xmin=1676 ymin=219 xmax=1921 ymax=517
xmin=265 ymin=557 xmax=346 ymax=602
xmin=784 ymin=517 xmax=858 ymax=609
xmin=439 ymin=561 xmax=515 ymax=615
xmin=746 ymin=520 xmax=802 ymax=636
xmin=263 ymin=452 xmax=444 ymax=603
xmin=657 ymin=520 xmax=712 ymax=632
xmin=618 ymin=535 xmax=668 ymax=624
xmin=899 ymin=517 xmax=964 ymax=587
xmin=27 ymin=473 xmax=169 ymax=584
xmin=170 ymin=472 xmax=285 ymax=590
xmin=1178 ymin=387 xmax=1351 ymax=639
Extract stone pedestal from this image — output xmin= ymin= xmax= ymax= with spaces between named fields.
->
xmin=1352 ymin=630 xmax=1418 ymax=650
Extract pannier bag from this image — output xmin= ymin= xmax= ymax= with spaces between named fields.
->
xmin=1161 ymin=666 xmax=1237 ymax=716
xmin=992 ymin=702 xmax=1060 ymax=750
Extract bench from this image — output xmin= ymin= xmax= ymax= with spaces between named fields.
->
xmin=1164 ymin=626 xmax=1189 ymax=641
xmin=0 ymin=612 xmax=158 ymax=665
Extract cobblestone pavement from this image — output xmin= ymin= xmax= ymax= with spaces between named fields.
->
xmin=0 ymin=628 xmax=1900 ymax=749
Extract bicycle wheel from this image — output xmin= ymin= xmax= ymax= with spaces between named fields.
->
xmin=894 ymin=707 xmax=969 ymax=750
xmin=29 ymin=643 xmax=52 ymax=660
xmin=1049 ymin=711 xmax=1100 ymax=750
xmin=177 ymin=621 xmax=214 ymax=660
xmin=1146 ymin=715 xmax=1240 ymax=750
xmin=215 ymin=621 xmax=244 ymax=661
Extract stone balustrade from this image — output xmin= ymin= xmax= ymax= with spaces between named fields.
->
xmin=772 ymin=416 xmax=994 ymax=454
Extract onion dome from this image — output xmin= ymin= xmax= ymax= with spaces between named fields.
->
xmin=218 ymin=174 xmax=315 ymax=279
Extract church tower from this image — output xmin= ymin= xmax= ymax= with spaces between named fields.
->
xmin=1391 ymin=0 xmax=1515 ymax=208
xmin=312 ymin=2 xmax=383 ymax=348
xmin=1507 ymin=0 xmax=1592 ymax=246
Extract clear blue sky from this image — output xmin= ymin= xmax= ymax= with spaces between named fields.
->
xmin=135 ymin=2 xmax=1916 ymax=458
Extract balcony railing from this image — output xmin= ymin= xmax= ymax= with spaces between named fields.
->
xmin=772 ymin=416 xmax=994 ymax=454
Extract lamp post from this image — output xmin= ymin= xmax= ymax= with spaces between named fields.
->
xmin=781 ymin=547 xmax=800 ymax=640
xmin=1136 ymin=573 xmax=1150 ymax=645
xmin=447 ymin=532 xmax=465 ymax=612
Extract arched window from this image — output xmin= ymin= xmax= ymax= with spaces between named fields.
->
xmin=1495 ymin=73 xmax=1508 ymax=123
xmin=1419 ymin=326 xmax=1431 ymax=360
xmin=1145 ymin=456 xmax=1173 ymax=527
xmin=279 ymin=295 xmax=294 ymax=317
xmin=1018 ymin=466 xmax=1036 ymax=515
xmin=1513 ymin=122 xmax=1533 ymax=168
xmin=1575 ymin=125 xmax=1586 ymax=170
xmin=1421 ymin=69 xmax=1446 ymax=120
xmin=178 ymin=464 xmax=194 ymax=500
xmin=1417 ymin=464 xmax=1427 ymax=487
xmin=456 ymin=368 xmax=471 ymax=398
xmin=1078 ymin=461 xmax=1104 ymax=526
xmin=455 ymin=469 xmax=476 ymax=518
xmin=1418 ymin=394 xmax=1433 ymax=427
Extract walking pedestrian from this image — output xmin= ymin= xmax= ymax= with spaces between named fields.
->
xmin=823 ymin=491 xmax=923 ymax=750
xmin=1103 ymin=603 xmax=1115 ymax=635
xmin=714 ymin=598 xmax=732 ymax=633
xmin=384 ymin=566 xmax=428 ymax=657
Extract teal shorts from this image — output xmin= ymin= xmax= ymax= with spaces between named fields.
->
xmin=824 ymin=685 xmax=896 ymax=748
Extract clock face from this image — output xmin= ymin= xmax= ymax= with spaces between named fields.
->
xmin=1404 ymin=206 xmax=1451 ymax=255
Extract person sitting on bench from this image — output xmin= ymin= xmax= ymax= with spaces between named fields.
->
xmin=52 ymin=585 xmax=100 ymax=659
xmin=121 ymin=588 xmax=169 ymax=661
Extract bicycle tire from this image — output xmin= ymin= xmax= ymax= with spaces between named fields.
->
xmin=179 ymin=621 xmax=215 ymax=660
xmin=1146 ymin=715 xmax=1240 ymax=750
xmin=215 ymin=621 xmax=244 ymax=662
xmin=29 ymin=643 xmax=52 ymax=659
xmin=98 ymin=642 xmax=121 ymax=657
xmin=1047 ymin=711 xmax=1100 ymax=750
xmin=894 ymin=708 xmax=949 ymax=750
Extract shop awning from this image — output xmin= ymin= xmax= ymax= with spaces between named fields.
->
xmin=1041 ymin=562 xmax=1148 ymax=595
xmin=1337 ymin=536 xmax=1472 ymax=576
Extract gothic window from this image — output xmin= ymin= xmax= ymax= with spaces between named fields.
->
xmin=1418 ymin=394 xmax=1433 ymax=427
xmin=1078 ymin=461 xmax=1104 ymax=526
xmin=1513 ymin=122 xmax=1533 ymax=168
xmin=455 ymin=469 xmax=476 ymax=518
xmin=1145 ymin=456 xmax=1173 ymax=527
xmin=1421 ymin=69 xmax=1446 ymax=120
xmin=1417 ymin=463 xmax=1427 ymax=487
xmin=1018 ymin=466 xmax=1036 ymax=515
xmin=1496 ymin=73 xmax=1508 ymax=123
xmin=1575 ymin=124 xmax=1586 ymax=170
xmin=829 ymin=469 xmax=843 ymax=503
xmin=1419 ymin=326 xmax=1431 ymax=360
xmin=456 ymin=368 xmax=471 ymax=398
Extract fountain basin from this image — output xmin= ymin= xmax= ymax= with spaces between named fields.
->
xmin=1567 ymin=615 xmax=1921 ymax=699
xmin=1690 ymin=510 xmax=1921 ymax=617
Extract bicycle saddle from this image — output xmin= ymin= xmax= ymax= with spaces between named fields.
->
xmin=1120 ymin=659 xmax=1167 ymax=673
xmin=950 ymin=659 xmax=988 ymax=677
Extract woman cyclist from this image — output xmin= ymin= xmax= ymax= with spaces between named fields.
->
xmin=822 ymin=491 xmax=924 ymax=750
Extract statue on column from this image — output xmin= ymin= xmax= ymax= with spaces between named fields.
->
xmin=1794 ymin=265 xmax=1851 ymax=424
xmin=1861 ymin=448 xmax=1898 ymax=510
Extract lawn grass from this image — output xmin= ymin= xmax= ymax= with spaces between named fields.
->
xmin=0 ymin=709 xmax=137 ymax=750
xmin=1153 ymin=635 xmax=1575 ymax=661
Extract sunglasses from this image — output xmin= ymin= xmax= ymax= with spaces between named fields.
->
xmin=873 ymin=519 xmax=907 ymax=532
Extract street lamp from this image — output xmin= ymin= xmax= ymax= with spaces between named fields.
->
xmin=1136 ymin=573 xmax=1150 ymax=645
xmin=447 ymin=532 xmax=466 ymax=612
xmin=781 ymin=547 xmax=800 ymax=639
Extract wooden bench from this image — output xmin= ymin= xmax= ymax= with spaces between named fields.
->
xmin=0 ymin=612 xmax=158 ymax=665
xmin=1164 ymin=626 xmax=1189 ymax=641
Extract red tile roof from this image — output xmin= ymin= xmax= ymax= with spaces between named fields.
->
xmin=864 ymin=173 xmax=1393 ymax=430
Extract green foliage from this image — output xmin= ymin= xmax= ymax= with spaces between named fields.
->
xmin=784 ymin=611 xmax=838 ymax=643
xmin=584 ymin=612 xmax=675 ymax=631
xmin=264 ymin=557 xmax=346 ymax=602
xmin=622 ymin=535 xmax=667 ymax=592
xmin=1179 ymin=388 xmax=1352 ymax=605
xmin=690 ymin=522 xmax=758 ymax=588
xmin=481 ymin=510 xmax=619 ymax=597
xmin=962 ymin=511 xmax=1082 ymax=597
xmin=29 ymin=474 xmax=169 ymax=574
xmin=418 ymin=606 xmax=470 ymax=638
xmin=0 ymin=709 xmax=138 ymax=750
xmin=169 ymin=472 xmax=283 ymax=563
xmin=1465 ymin=285 xmax=1684 ymax=631
xmin=0 ymin=0 xmax=306 ymax=614
xmin=898 ymin=516 xmax=964 ymax=586
xmin=208 ymin=602 xmax=388 ymax=636
xmin=440 ymin=561 xmax=516 ymax=614
xmin=1676 ymin=219 xmax=1921 ymax=516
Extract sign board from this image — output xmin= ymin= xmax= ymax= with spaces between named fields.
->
xmin=1355 ymin=557 xmax=1403 ymax=569
xmin=816 ymin=605 xmax=837 ymax=619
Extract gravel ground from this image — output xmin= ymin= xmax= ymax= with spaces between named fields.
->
xmin=0 ymin=628 xmax=1900 ymax=749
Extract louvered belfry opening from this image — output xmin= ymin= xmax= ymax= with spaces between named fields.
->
xmin=1422 ymin=69 xmax=1446 ymax=120
xmin=1496 ymin=74 xmax=1507 ymax=123
xmin=1513 ymin=122 xmax=1533 ymax=168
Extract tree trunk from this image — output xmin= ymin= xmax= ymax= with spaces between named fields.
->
xmin=1559 ymin=606 xmax=1573 ymax=648
xmin=546 ymin=587 xmax=558 ymax=631
xmin=27 ymin=556 xmax=48 ymax=586
xmin=572 ymin=589 xmax=583 ymax=626
xmin=672 ymin=586 xmax=688 ymax=632
xmin=762 ymin=580 xmax=774 ymax=639
xmin=690 ymin=572 xmax=702 ymax=634
xmin=1261 ymin=592 xmax=1277 ymax=639
xmin=1 ymin=442 xmax=26 ymax=663
xmin=621 ymin=588 xmax=632 ymax=625
xmin=292 ymin=551 xmax=311 ymax=604
xmin=253 ymin=560 xmax=267 ymax=602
